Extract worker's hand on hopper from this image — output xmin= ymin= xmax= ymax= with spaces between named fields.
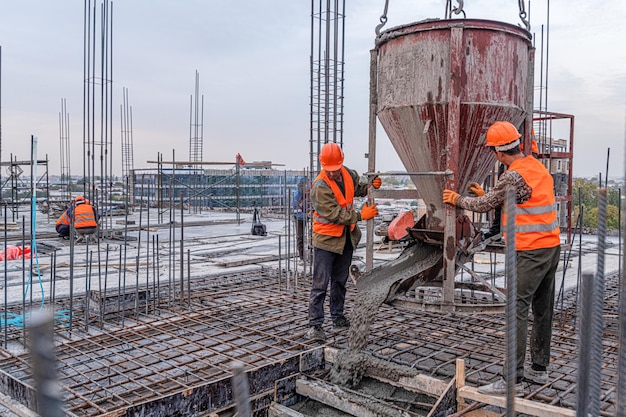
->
xmin=371 ymin=176 xmax=382 ymax=189
xmin=467 ymin=182 xmax=485 ymax=197
xmin=360 ymin=203 xmax=378 ymax=221
xmin=443 ymin=190 xmax=460 ymax=206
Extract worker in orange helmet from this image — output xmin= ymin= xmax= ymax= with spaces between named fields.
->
xmin=305 ymin=142 xmax=381 ymax=341
xmin=56 ymin=196 xmax=99 ymax=241
xmin=443 ymin=121 xmax=561 ymax=396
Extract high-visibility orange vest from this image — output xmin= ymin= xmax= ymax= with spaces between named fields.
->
xmin=56 ymin=210 xmax=71 ymax=227
xmin=312 ymin=167 xmax=355 ymax=237
xmin=503 ymin=156 xmax=560 ymax=250
xmin=74 ymin=203 xmax=98 ymax=229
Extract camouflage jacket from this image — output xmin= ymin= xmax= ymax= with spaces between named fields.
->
xmin=457 ymin=170 xmax=532 ymax=213
xmin=310 ymin=166 xmax=369 ymax=254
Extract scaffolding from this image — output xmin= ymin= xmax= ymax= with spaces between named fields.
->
xmin=0 ymin=154 xmax=50 ymax=222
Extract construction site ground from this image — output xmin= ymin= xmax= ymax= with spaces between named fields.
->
xmin=0 ymin=208 xmax=622 ymax=416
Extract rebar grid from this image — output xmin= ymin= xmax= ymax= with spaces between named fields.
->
xmin=0 ymin=269 xmax=621 ymax=416
xmin=357 ymin=273 xmax=621 ymax=416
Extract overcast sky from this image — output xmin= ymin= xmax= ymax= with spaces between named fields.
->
xmin=1 ymin=0 xmax=625 ymax=179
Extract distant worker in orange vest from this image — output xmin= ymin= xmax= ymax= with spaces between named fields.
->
xmin=443 ymin=121 xmax=560 ymax=396
xmin=56 ymin=196 xmax=98 ymax=240
xmin=306 ymin=142 xmax=381 ymax=341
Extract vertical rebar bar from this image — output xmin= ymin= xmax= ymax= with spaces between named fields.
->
xmin=118 ymin=245 xmax=124 ymax=326
xmin=145 ymin=178 xmax=150 ymax=315
xmin=30 ymin=310 xmax=64 ymax=417
xmin=617 ymin=135 xmax=626 ymax=416
xmin=587 ymin=188 xmax=607 ymax=416
xmin=278 ymin=235 xmax=283 ymax=290
xmin=84 ymin=250 xmax=92 ymax=332
xmin=187 ymin=249 xmax=191 ymax=308
xmin=21 ymin=215 xmax=27 ymax=347
xmin=136 ymin=180 xmax=143 ymax=317
xmin=180 ymin=193 xmax=184 ymax=305
xmin=103 ymin=244 xmax=109 ymax=326
xmin=587 ymin=189 xmax=608 ymax=416
xmin=3 ymin=204 xmax=7 ymax=347
xmin=504 ymin=187 xmax=517 ymax=416
xmin=576 ymin=272 xmax=594 ymax=416
xmin=230 ymin=361 xmax=251 ymax=417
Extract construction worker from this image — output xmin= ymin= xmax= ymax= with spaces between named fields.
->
xmin=306 ymin=142 xmax=381 ymax=341
xmin=443 ymin=121 xmax=561 ymax=396
xmin=56 ymin=196 xmax=98 ymax=241
xmin=292 ymin=177 xmax=309 ymax=262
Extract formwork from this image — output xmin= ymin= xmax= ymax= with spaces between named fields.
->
xmin=0 ymin=267 xmax=620 ymax=416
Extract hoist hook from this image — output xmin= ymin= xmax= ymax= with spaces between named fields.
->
xmin=375 ymin=0 xmax=390 ymax=36
xmin=518 ymin=0 xmax=531 ymax=31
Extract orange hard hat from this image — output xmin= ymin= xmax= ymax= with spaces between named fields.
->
xmin=75 ymin=196 xmax=85 ymax=203
xmin=319 ymin=142 xmax=344 ymax=171
xmin=485 ymin=121 xmax=521 ymax=151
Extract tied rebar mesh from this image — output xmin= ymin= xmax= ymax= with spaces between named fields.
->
xmin=504 ymin=187 xmax=517 ymax=416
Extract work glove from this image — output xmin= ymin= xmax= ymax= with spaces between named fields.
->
xmin=371 ymin=176 xmax=382 ymax=189
xmin=467 ymin=182 xmax=485 ymax=197
xmin=442 ymin=189 xmax=461 ymax=206
xmin=360 ymin=203 xmax=378 ymax=221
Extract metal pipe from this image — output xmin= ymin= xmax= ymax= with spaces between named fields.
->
xmin=504 ymin=187 xmax=517 ymax=415
xmin=230 ymin=361 xmax=251 ymax=417
xmin=3 ymin=204 xmax=7 ymax=347
xmin=617 ymin=135 xmax=626 ymax=415
xmin=587 ymin=188 xmax=607 ymax=415
xmin=30 ymin=311 xmax=64 ymax=417
xmin=576 ymin=272 xmax=594 ymax=416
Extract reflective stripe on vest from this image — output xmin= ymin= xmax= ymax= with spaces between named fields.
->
xmin=56 ymin=210 xmax=71 ymax=226
xmin=503 ymin=156 xmax=560 ymax=250
xmin=312 ymin=167 xmax=355 ymax=237
xmin=74 ymin=204 xmax=97 ymax=228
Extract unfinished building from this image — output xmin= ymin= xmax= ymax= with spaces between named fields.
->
xmin=1 ymin=1 xmax=625 ymax=417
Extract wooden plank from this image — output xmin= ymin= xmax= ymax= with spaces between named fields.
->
xmin=324 ymin=347 xmax=447 ymax=396
xmin=296 ymin=378 xmax=413 ymax=417
xmin=268 ymin=402 xmax=306 ymax=417
xmin=458 ymin=386 xmax=575 ymax=417
xmin=456 ymin=358 xmax=466 ymax=409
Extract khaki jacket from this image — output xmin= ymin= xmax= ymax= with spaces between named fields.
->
xmin=310 ymin=167 xmax=369 ymax=254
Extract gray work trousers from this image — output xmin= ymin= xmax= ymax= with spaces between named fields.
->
xmin=308 ymin=238 xmax=353 ymax=327
xmin=513 ymin=245 xmax=561 ymax=378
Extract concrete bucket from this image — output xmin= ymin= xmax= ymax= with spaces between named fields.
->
xmin=359 ymin=19 xmax=533 ymax=304
xmin=376 ymin=19 xmax=533 ymax=226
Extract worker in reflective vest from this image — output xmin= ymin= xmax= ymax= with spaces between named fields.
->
xmin=56 ymin=196 xmax=98 ymax=239
xmin=443 ymin=121 xmax=561 ymax=396
xmin=305 ymin=142 xmax=381 ymax=342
